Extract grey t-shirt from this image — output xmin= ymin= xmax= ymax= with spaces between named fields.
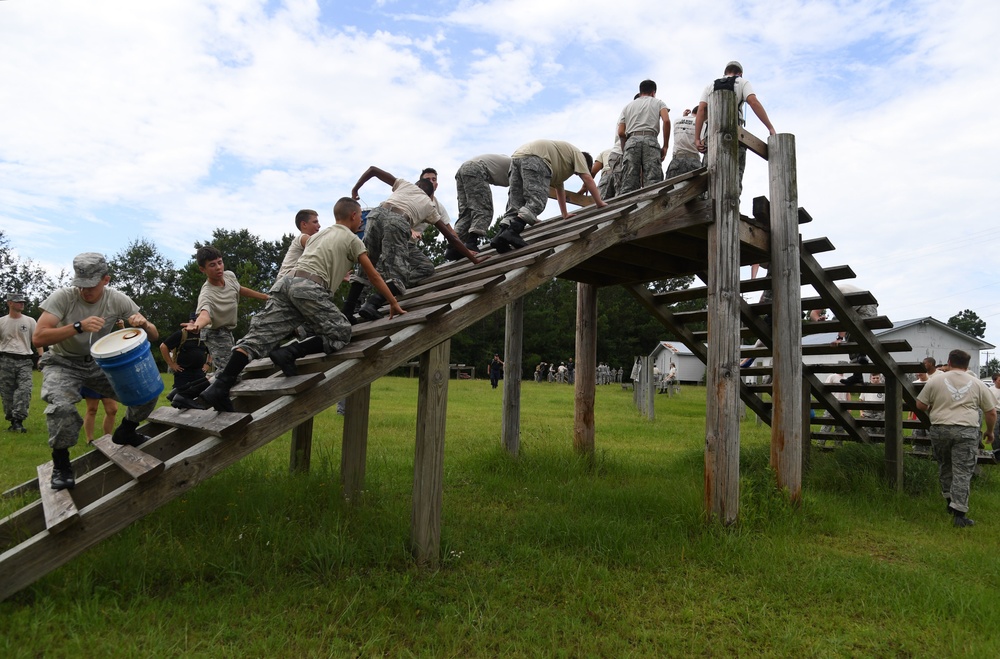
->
xmin=40 ymin=287 xmax=139 ymax=357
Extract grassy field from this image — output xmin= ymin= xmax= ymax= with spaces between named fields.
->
xmin=1 ymin=373 xmax=999 ymax=657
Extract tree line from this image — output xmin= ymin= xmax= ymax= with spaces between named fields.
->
xmin=1 ymin=227 xmax=698 ymax=377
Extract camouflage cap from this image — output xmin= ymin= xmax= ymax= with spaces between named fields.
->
xmin=6 ymin=291 xmax=27 ymax=302
xmin=72 ymin=252 xmax=109 ymax=288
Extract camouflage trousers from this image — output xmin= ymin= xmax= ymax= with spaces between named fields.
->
xmin=455 ymin=160 xmax=496 ymax=240
xmin=203 ymin=327 xmax=235 ymax=373
xmin=620 ymin=135 xmax=663 ymax=194
xmin=501 ymin=155 xmax=552 ymax=227
xmin=598 ymin=152 xmax=622 ymax=201
xmin=930 ymin=424 xmax=980 ymax=513
xmin=664 ymin=154 xmax=702 ymax=180
xmin=236 ymin=275 xmax=352 ymax=360
xmin=355 ymin=207 xmax=433 ymax=296
xmin=39 ymin=351 xmax=157 ymax=450
xmin=0 ymin=354 xmax=34 ymax=421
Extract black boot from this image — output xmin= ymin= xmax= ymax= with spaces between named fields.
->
xmin=840 ymin=373 xmax=864 ymax=386
xmin=497 ymin=218 xmax=528 ymax=250
xmin=198 ymin=351 xmax=249 ymax=413
xmin=269 ymin=336 xmax=324 ymax=377
xmin=51 ymin=448 xmax=75 ymax=491
xmin=465 ymin=234 xmax=484 ymax=252
xmin=112 ymin=417 xmax=146 ymax=447
xmin=358 ymin=282 xmax=401 ymax=321
xmin=11 ymin=418 xmax=26 ymax=433
xmin=341 ymin=282 xmax=365 ymax=325
xmin=489 ymin=220 xmax=517 ymax=253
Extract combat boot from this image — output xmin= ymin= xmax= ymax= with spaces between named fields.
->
xmin=50 ymin=448 xmax=75 ymax=491
xmin=358 ymin=282 xmax=401 ymax=321
xmin=198 ymin=351 xmax=249 ymax=413
xmin=269 ymin=336 xmax=324 ymax=377
xmin=341 ymin=281 xmax=365 ymax=325
xmin=496 ymin=218 xmax=528 ymax=250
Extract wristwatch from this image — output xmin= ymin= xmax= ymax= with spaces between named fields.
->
xmin=73 ymin=321 xmax=83 ymax=334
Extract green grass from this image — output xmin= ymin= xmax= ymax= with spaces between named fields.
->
xmin=2 ymin=374 xmax=999 ymax=656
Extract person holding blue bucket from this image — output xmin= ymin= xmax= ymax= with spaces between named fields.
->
xmin=32 ymin=253 xmax=162 ymax=491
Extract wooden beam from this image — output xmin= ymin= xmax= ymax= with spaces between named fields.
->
xmin=884 ymin=375 xmax=904 ymax=490
xmin=574 ymin=283 xmax=598 ymax=455
xmin=411 ymin=340 xmax=450 ymax=568
xmin=768 ymin=132 xmax=802 ymax=503
xmin=289 ymin=417 xmax=313 ymax=475
xmin=341 ymin=383 xmax=371 ymax=501
xmin=502 ymin=299 xmax=523 ymax=456
xmin=91 ymin=436 xmax=165 ymax=482
xmin=35 ymin=463 xmax=80 ymax=534
xmin=705 ymin=89 xmax=742 ymax=525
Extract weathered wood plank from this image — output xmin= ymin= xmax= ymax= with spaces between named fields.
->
xmin=91 ymin=436 xmax=165 ymax=482
xmin=574 ymin=283 xmax=597 ymax=455
xmin=231 ymin=372 xmax=324 ymax=397
xmin=146 ymin=408 xmax=252 ymax=439
xmin=411 ymin=340 xmax=450 ymax=568
xmin=502 ymin=299 xmax=523 ymax=457
xmin=35 ymin=463 xmax=79 ymax=534
xmin=289 ymin=417 xmax=313 ymax=474
xmin=341 ymin=384 xmax=371 ymax=501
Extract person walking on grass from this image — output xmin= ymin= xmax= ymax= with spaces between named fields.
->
xmin=916 ymin=349 xmax=996 ymax=528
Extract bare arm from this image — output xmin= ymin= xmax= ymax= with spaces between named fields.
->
xmin=159 ymin=342 xmax=181 ymax=372
xmin=659 ymin=108 xmax=671 ymax=161
xmin=239 ymin=286 xmax=269 ymax=301
xmin=986 ymin=408 xmax=997 ymax=440
xmin=33 ymin=311 xmax=101 ymax=348
xmin=352 ymin=166 xmax=396 ymax=199
xmin=575 ymin=173 xmax=606 ymax=213
xmin=916 ymin=400 xmax=930 ymax=412
xmin=746 ymin=95 xmax=775 ymax=135
xmin=617 ymin=122 xmax=627 ymax=153
xmin=182 ymin=309 xmax=211 ymax=332
xmin=127 ymin=312 xmax=157 ymax=341
xmin=356 ymin=253 xmax=405 ymax=318
xmin=556 ymin=187 xmax=569 ymax=219
xmin=579 ymin=158 xmax=604 ymax=194
xmin=436 ymin=220 xmax=487 ymax=264
xmin=694 ymin=102 xmax=708 ymax=153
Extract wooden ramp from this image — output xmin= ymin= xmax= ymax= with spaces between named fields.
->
xmin=0 ymin=169 xmax=721 ymax=600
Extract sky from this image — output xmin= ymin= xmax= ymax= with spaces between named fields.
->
xmin=2 ymin=0 xmax=999 ymax=356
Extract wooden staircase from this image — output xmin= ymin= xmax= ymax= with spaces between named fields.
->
xmin=1 ymin=169 xmax=715 ymax=600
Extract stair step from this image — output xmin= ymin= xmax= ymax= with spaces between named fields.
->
xmin=36 ymin=463 xmax=80 ymax=534
xmin=232 ymin=372 xmax=324 ymax=397
xmin=91 ymin=436 xmax=165 ymax=482
xmin=146 ymin=408 xmax=252 ymax=439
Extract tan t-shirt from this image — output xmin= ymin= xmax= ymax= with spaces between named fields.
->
xmin=619 ymin=96 xmax=669 ymax=136
xmin=295 ymin=224 xmax=367 ymax=292
xmin=511 ymin=140 xmax=590 ymax=190
xmin=277 ymin=234 xmax=308 ymax=280
xmin=387 ymin=178 xmax=440 ymax=229
xmin=0 ymin=314 xmax=37 ymax=355
xmin=917 ymin=369 xmax=994 ymax=427
xmin=40 ymin=287 xmax=139 ymax=358
xmin=197 ymin=270 xmax=241 ymax=330
xmin=474 ymin=154 xmax=512 ymax=186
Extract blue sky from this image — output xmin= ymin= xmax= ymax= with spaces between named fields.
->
xmin=3 ymin=0 xmax=1000 ymax=354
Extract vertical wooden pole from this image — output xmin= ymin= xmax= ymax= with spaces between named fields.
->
xmin=574 ymin=283 xmax=597 ymax=456
xmin=289 ymin=418 xmax=313 ymax=474
xmin=645 ymin=356 xmax=655 ymax=420
xmin=705 ymin=89 xmax=742 ymax=525
xmin=884 ymin=375 xmax=904 ymax=491
xmin=341 ymin=384 xmax=371 ymax=502
xmin=411 ymin=340 xmax=450 ymax=568
xmin=768 ymin=133 xmax=802 ymax=504
xmin=502 ymin=299 xmax=523 ymax=456
xmin=801 ymin=374 xmax=812 ymax=474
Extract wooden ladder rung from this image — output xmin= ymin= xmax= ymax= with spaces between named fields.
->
xmin=35 ymin=463 xmax=80 ymax=534
xmin=146 ymin=408 xmax=252 ymax=439
xmin=91 ymin=436 xmax=164 ymax=482
xmin=231 ymin=372 xmax=324 ymax=397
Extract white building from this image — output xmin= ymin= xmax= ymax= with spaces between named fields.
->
xmin=649 ymin=341 xmax=706 ymax=384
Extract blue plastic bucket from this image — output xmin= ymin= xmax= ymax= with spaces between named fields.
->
xmin=358 ymin=208 xmax=370 ymax=240
xmin=90 ymin=329 xmax=164 ymax=406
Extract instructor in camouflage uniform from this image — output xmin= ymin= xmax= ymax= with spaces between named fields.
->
xmin=0 ymin=292 xmax=39 ymax=433
xmin=916 ymin=349 xmax=996 ymax=528
xmin=33 ymin=253 xmax=160 ymax=490
xmin=617 ymin=79 xmax=671 ymax=194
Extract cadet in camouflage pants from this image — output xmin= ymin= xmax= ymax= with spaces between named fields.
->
xmin=598 ymin=152 xmax=622 ymax=201
xmin=930 ymin=424 xmax=979 ymax=514
xmin=356 ymin=206 xmax=434 ymax=295
xmin=202 ymin=327 xmax=235 ymax=373
xmin=234 ymin=276 xmax=352 ymax=360
xmin=500 ymin=155 xmax=551 ymax=228
xmin=38 ymin=352 xmax=157 ymax=450
xmin=0 ymin=354 xmax=33 ymax=426
xmin=455 ymin=160 xmax=497 ymax=241
xmin=620 ymin=135 xmax=664 ymax=193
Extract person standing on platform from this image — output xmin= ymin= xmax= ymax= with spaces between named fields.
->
xmin=665 ymin=107 xmax=703 ymax=179
xmin=617 ymin=79 xmax=671 ymax=194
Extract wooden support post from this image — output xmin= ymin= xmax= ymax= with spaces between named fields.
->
xmin=645 ymin=356 xmax=655 ymax=420
xmin=884 ymin=375 xmax=904 ymax=491
xmin=802 ymin=374 xmax=812 ymax=474
xmin=705 ymin=89 xmax=742 ymax=525
xmin=502 ymin=299 xmax=523 ymax=456
xmin=574 ymin=283 xmax=597 ymax=456
xmin=768 ymin=133 xmax=802 ymax=504
xmin=411 ymin=339 xmax=450 ymax=568
xmin=341 ymin=384 xmax=371 ymax=501
xmin=289 ymin=417 xmax=314 ymax=474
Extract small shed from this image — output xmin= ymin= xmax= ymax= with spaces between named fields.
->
xmin=799 ymin=316 xmax=993 ymax=378
xmin=650 ymin=341 xmax=706 ymax=384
